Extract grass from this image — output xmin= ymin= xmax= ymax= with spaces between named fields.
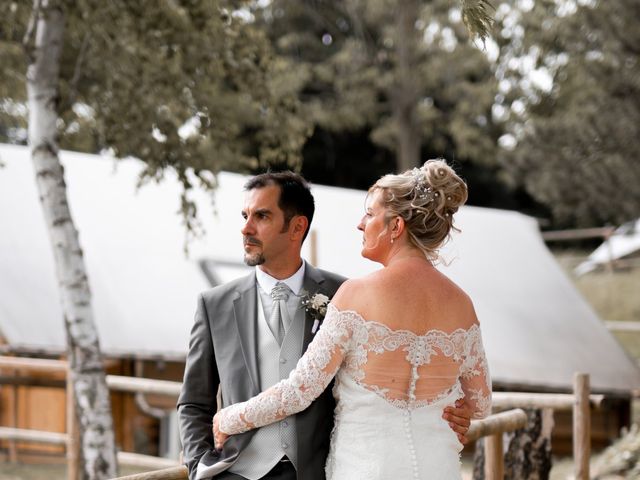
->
xmin=553 ymin=249 xmax=640 ymax=359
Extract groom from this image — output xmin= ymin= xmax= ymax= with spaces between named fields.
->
xmin=177 ymin=171 xmax=471 ymax=480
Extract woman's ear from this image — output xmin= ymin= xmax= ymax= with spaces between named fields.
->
xmin=393 ymin=216 xmax=406 ymax=236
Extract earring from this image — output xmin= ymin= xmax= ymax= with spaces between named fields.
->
xmin=390 ymin=237 xmax=395 ymax=244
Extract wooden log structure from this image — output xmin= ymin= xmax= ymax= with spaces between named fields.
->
xmin=0 ymin=426 xmax=68 ymax=445
xmin=540 ymin=227 xmax=615 ymax=241
xmin=492 ymin=391 xmax=604 ymax=411
xmin=106 ymin=375 xmax=181 ymax=397
xmin=0 ymin=356 xmax=67 ymax=372
xmin=467 ymin=409 xmax=528 ymax=443
xmin=117 ymin=452 xmax=180 ymax=469
xmin=469 ymin=409 xmax=528 ymax=480
xmin=111 ymin=465 xmax=188 ymax=480
xmin=484 ymin=434 xmax=504 ymax=480
xmin=574 ymin=373 xmax=591 ymax=480
xmin=67 ymin=367 xmax=79 ymax=480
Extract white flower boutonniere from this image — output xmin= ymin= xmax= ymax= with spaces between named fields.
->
xmin=301 ymin=291 xmax=330 ymax=334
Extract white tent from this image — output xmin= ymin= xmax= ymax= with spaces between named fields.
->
xmin=1 ymin=143 xmax=638 ymax=393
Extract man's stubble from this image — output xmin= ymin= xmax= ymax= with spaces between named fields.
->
xmin=244 ymin=252 xmax=265 ymax=267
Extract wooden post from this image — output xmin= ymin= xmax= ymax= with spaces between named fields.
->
xmin=484 ymin=433 xmax=504 ymax=480
xmin=309 ymin=229 xmax=318 ymax=266
xmin=9 ymin=369 xmax=19 ymax=463
xmin=573 ymin=373 xmax=590 ymax=480
xmin=67 ymin=367 xmax=80 ymax=480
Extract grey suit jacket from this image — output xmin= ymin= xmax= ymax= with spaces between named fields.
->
xmin=178 ymin=263 xmax=346 ymax=480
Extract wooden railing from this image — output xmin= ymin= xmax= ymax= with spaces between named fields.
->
xmin=0 ymin=355 xmax=182 ymax=478
xmin=467 ymin=409 xmax=528 ymax=479
xmin=0 ymin=356 xmax=599 ymax=480
xmin=113 ymin=466 xmax=188 ymax=480
xmin=488 ymin=373 xmax=598 ymax=480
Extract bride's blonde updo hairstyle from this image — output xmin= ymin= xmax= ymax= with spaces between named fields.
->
xmin=370 ymin=159 xmax=468 ymax=263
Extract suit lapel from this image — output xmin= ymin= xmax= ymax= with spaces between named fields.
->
xmin=301 ymin=263 xmax=327 ymax=353
xmin=232 ymin=273 xmax=260 ymax=395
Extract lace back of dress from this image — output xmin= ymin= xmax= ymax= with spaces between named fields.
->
xmin=355 ymin=344 xmax=465 ymax=408
xmin=339 ymin=309 xmax=483 ymax=410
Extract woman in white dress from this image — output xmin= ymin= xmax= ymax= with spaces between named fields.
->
xmin=213 ymin=159 xmax=491 ymax=479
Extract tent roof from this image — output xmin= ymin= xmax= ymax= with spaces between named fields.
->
xmin=1 ymin=143 xmax=638 ymax=393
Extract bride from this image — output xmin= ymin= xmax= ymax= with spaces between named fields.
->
xmin=214 ymin=160 xmax=491 ymax=479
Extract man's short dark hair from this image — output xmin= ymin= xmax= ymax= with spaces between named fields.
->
xmin=244 ymin=171 xmax=315 ymax=241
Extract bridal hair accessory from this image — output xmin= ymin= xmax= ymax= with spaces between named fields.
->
xmin=410 ymin=168 xmax=436 ymax=202
xmin=300 ymin=291 xmax=330 ymax=334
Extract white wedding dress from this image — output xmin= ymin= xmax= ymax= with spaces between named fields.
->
xmin=218 ymin=303 xmax=492 ymax=480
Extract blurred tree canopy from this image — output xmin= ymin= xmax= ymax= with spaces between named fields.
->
xmin=255 ymin=0 xmax=511 ymax=209
xmin=494 ymin=0 xmax=640 ymax=228
xmin=0 ymin=0 xmax=309 ymax=234
xmin=2 ymin=0 xmax=638 ymax=228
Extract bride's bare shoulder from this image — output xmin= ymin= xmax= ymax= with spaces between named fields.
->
xmin=331 ymin=273 xmax=381 ymax=312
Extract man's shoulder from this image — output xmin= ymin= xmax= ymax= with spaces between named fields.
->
xmin=312 ymin=267 xmax=348 ymax=290
xmin=199 ymin=272 xmax=255 ymax=302
xmin=317 ymin=268 xmax=347 ymax=283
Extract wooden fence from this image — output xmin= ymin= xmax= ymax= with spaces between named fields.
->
xmin=0 ymin=355 xmax=181 ymax=478
xmin=0 ymin=356 xmax=600 ymax=480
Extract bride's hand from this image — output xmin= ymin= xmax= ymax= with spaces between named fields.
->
xmin=212 ymin=413 xmax=229 ymax=450
xmin=443 ymin=398 xmax=472 ymax=444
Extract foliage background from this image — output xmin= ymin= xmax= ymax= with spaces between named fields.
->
xmin=1 ymin=0 xmax=639 ymax=229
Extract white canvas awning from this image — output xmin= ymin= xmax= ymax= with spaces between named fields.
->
xmin=1 ymin=143 xmax=638 ymax=393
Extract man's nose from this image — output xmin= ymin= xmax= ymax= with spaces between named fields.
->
xmin=241 ymin=217 xmax=254 ymax=235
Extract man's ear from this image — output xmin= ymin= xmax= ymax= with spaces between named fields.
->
xmin=290 ymin=215 xmax=308 ymax=241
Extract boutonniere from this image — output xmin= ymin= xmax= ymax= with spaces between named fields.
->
xmin=300 ymin=290 xmax=330 ymax=334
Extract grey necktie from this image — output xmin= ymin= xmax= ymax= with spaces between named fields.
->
xmin=269 ymin=282 xmax=290 ymax=345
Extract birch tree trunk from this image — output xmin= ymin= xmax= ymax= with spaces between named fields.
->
xmin=26 ymin=2 xmax=117 ymax=478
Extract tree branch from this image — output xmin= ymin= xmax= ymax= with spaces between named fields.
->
xmin=64 ymin=32 xmax=91 ymax=110
xmin=461 ymin=0 xmax=495 ymax=45
xmin=22 ymin=0 xmax=42 ymax=54
xmin=342 ymin=1 xmax=374 ymax=60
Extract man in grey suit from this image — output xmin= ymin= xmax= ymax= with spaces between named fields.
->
xmin=178 ymin=172 xmax=471 ymax=480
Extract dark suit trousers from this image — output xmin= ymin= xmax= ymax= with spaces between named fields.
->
xmin=214 ymin=461 xmax=296 ymax=480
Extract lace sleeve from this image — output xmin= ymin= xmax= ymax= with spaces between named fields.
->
xmin=460 ymin=325 xmax=492 ymax=419
xmin=218 ymin=304 xmax=353 ymax=435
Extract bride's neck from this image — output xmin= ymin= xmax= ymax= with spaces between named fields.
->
xmin=385 ymin=245 xmax=430 ymax=267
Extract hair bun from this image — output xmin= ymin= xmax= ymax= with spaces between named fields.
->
xmin=370 ymin=158 xmax=468 ymax=263
xmin=421 ymin=159 xmax=467 ymax=214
